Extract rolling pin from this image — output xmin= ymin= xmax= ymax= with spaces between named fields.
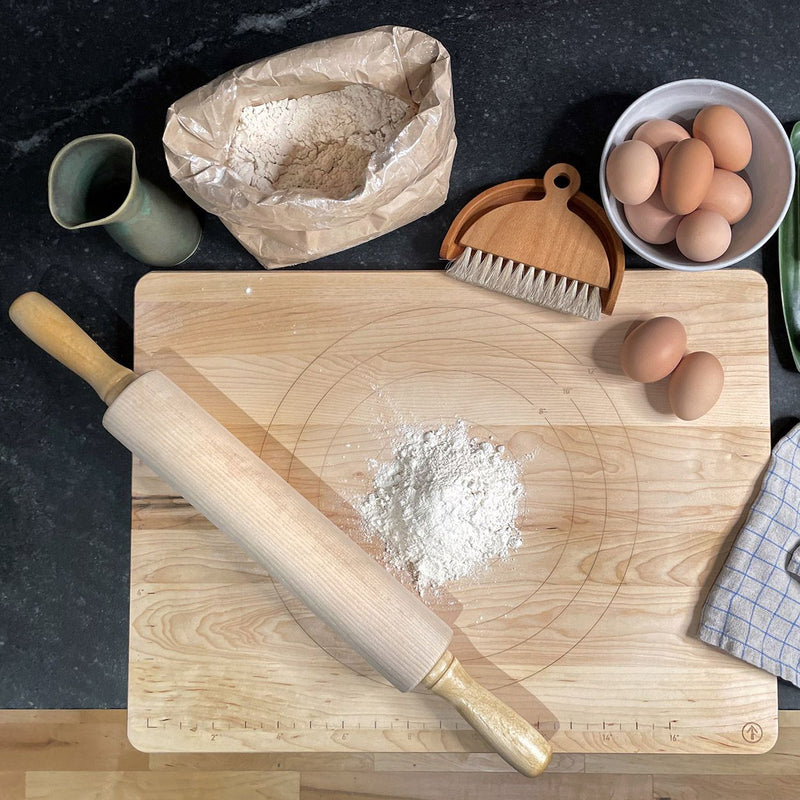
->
xmin=9 ymin=291 xmax=552 ymax=777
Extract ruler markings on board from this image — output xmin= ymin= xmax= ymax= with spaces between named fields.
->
xmin=136 ymin=716 xmax=714 ymax=737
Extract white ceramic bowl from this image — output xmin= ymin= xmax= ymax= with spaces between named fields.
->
xmin=599 ymin=79 xmax=795 ymax=270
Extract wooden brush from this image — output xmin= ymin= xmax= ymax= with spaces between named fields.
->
xmin=441 ymin=164 xmax=624 ymax=320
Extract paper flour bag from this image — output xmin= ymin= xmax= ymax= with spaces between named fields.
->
xmin=162 ymin=26 xmax=457 ymax=268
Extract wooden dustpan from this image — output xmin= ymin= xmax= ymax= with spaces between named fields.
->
xmin=441 ymin=164 xmax=625 ymax=318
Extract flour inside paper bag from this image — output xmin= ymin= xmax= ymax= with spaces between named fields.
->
xmin=228 ymin=84 xmax=414 ymax=199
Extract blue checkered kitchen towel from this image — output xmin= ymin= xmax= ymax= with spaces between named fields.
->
xmin=699 ymin=423 xmax=800 ymax=686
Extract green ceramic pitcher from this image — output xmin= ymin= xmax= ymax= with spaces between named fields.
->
xmin=48 ymin=133 xmax=201 ymax=267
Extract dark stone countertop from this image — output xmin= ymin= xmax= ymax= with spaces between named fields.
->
xmin=2 ymin=0 xmax=800 ymax=710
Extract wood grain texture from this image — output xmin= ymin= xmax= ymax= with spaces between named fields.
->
xmin=1 ymin=710 xmax=799 ymax=799
xmin=104 ymin=371 xmax=452 ymax=695
xmin=651 ymin=776 xmax=800 ymax=800
xmin=460 ymin=165 xmax=611 ymax=287
xmin=0 ymin=710 xmax=145 ymax=771
xmin=25 ymin=770 xmax=299 ymax=799
xmin=128 ymin=270 xmax=774 ymax=756
xmin=0 ymin=772 xmax=24 ymax=800
xmin=421 ymin=651 xmax=551 ymax=776
xmin=104 ymin=371 xmax=545 ymax=775
xmin=8 ymin=292 xmax=136 ymax=404
xmin=299 ymin=771 xmax=655 ymax=799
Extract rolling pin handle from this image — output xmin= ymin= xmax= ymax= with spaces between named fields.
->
xmin=9 ymin=291 xmax=137 ymax=405
xmin=422 ymin=650 xmax=553 ymax=777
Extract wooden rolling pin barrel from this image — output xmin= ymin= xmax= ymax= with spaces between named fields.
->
xmin=9 ymin=292 xmax=552 ymax=778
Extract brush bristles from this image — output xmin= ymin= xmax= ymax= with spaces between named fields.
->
xmin=446 ymin=246 xmax=602 ymax=321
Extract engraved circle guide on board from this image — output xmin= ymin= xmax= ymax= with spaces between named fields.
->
xmin=259 ymin=305 xmax=641 ymax=690
xmin=317 ymin=367 xmax=568 ymax=612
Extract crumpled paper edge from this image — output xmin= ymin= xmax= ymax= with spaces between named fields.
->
xmin=162 ymin=25 xmax=457 ymax=267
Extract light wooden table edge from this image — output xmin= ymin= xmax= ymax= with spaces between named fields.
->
xmin=2 ymin=709 xmax=799 ymax=799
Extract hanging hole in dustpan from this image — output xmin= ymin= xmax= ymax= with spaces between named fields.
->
xmin=554 ymin=173 xmax=571 ymax=189
xmin=543 ymin=163 xmax=581 ymax=197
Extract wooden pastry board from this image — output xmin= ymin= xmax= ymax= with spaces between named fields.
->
xmin=128 ymin=269 xmax=776 ymax=755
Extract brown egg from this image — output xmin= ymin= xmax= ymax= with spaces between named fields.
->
xmin=693 ymin=105 xmax=752 ymax=172
xmin=624 ymin=187 xmax=682 ymax=244
xmin=675 ymin=209 xmax=732 ymax=262
xmin=699 ymin=168 xmax=752 ymax=224
xmin=660 ymin=138 xmax=715 ymax=215
xmin=632 ymin=118 xmax=690 ymax=163
xmin=619 ymin=316 xmax=687 ymax=383
xmin=668 ymin=351 xmax=724 ymax=420
xmin=606 ymin=140 xmax=660 ymax=205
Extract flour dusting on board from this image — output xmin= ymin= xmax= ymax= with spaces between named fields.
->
xmin=357 ymin=420 xmax=526 ymax=594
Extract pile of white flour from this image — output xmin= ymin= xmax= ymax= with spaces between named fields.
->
xmin=228 ymin=84 xmax=413 ymax=198
xmin=357 ymin=421 xmax=525 ymax=594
